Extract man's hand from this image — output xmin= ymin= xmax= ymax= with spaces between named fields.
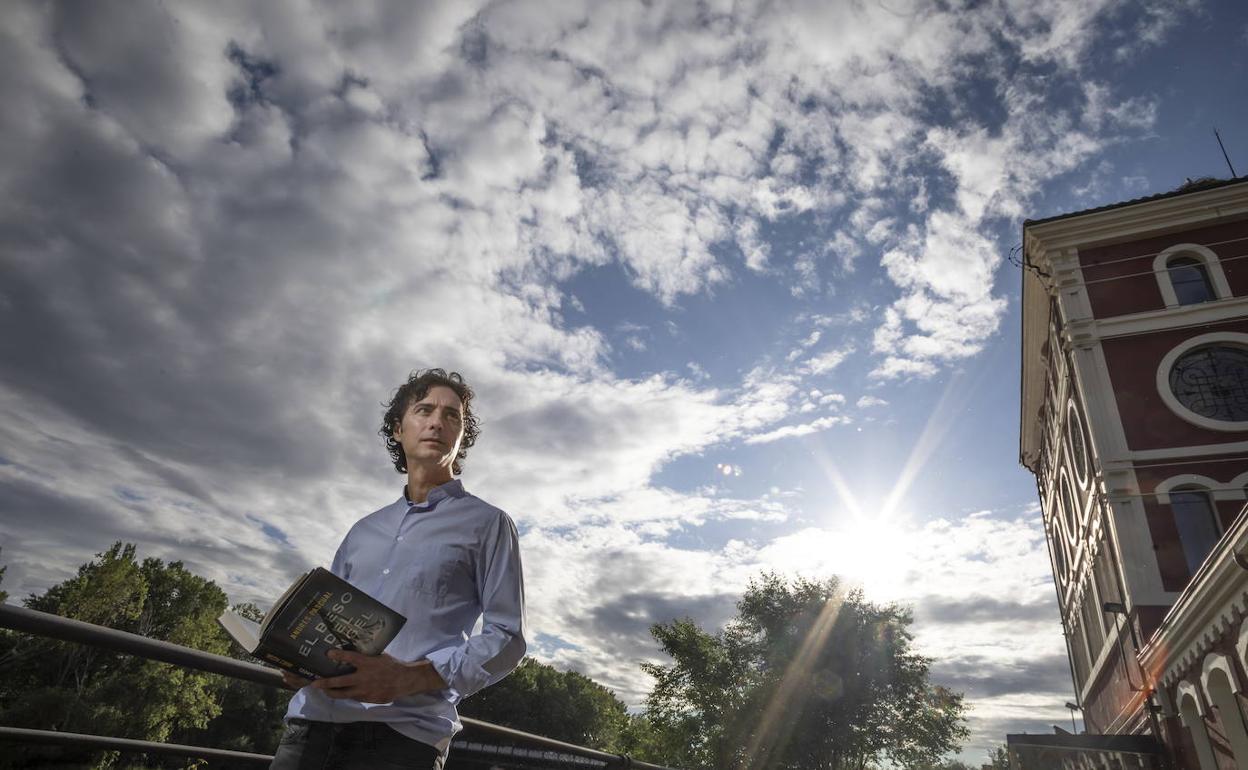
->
xmin=281 ymin=671 xmax=311 ymax=690
xmin=310 ymin=650 xmax=447 ymax=703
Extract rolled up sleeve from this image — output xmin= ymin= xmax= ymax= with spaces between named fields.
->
xmin=426 ymin=511 xmax=526 ymax=697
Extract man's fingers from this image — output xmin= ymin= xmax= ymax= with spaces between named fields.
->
xmin=281 ymin=672 xmax=311 ymax=690
xmin=313 ymin=672 xmax=359 ymax=691
xmin=318 ymin=679 xmax=369 ymax=700
xmin=327 ymin=649 xmax=367 ymax=665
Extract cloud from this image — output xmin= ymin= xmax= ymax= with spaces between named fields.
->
xmin=916 ymin=597 xmax=1061 ymax=626
xmin=0 ymin=0 xmax=1200 ymax=761
xmin=855 ymin=395 xmax=888 ymax=409
xmin=785 ymin=330 xmax=822 ymax=362
xmin=802 ymin=346 xmax=855 ymax=375
xmin=930 ymin=653 xmax=1072 ymax=699
xmin=870 ymin=356 xmax=940 ymax=381
xmin=743 ymin=415 xmax=852 ymax=445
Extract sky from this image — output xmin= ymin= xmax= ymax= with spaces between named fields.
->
xmin=2 ymin=0 xmax=1248 ymax=762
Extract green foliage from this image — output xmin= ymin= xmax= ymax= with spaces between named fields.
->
xmin=174 ymin=602 xmax=296 ymax=758
xmin=641 ymin=572 xmax=969 ymax=770
xmin=909 ymin=760 xmax=977 ymax=770
xmin=0 ymin=543 xmax=240 ymax=768
xmin=459 ymin=657 xmax=631 ymax=751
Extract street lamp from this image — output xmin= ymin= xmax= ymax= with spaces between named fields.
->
xmin=1064 ymin=702 xmax=1080 ymax=733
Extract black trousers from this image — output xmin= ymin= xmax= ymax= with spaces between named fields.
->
xmin=269 ymin=718 xmax=445 ymax=770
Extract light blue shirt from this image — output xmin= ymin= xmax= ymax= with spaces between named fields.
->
xmin=285 ymin=479 xmax=527 ymax=750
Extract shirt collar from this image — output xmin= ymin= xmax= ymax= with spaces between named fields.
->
xmin=401 ymin=478 xmax=466 ymax=509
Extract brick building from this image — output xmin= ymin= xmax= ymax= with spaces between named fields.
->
xmin=1014 ymin=177 xmax=1248 ymax=769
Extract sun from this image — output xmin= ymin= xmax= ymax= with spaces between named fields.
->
xmin=835 ymin=511 xmax=916 ymax=600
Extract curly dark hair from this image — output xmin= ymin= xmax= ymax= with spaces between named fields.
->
xmin=380 ymin=369 xmax=481 ymax=475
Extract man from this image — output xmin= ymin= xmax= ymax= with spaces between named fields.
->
xmin=271 ymin=369 xmax=526 ymax=770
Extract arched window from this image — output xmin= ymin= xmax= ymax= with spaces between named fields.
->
xmin=1167 ymin=257 xmax=1216 ymax=305
xmin=1176 ymin=681 xmax=1219 ymax=770
xmin=1154 ymin=243 xmax=1230 ymax=308
xmin=1201 ymin=654 xmax=1248 ymax=766
xmin=1170 ymin=486 xmax=1222 ymax=576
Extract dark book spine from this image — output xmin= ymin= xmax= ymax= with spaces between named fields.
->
xmin=259 ymin=650 xmax=318 ymax=681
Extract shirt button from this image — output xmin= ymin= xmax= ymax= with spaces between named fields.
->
xmin=382 ymin=568 xmax=390 ymax=575
xmin=396 ymin=536 xmax=404 ymax=541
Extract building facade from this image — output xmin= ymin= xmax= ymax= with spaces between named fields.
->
xmin=1017 ymin=178 xmax=1248 ymax=769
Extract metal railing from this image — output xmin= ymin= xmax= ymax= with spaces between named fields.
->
xmin=0 ymin=726 xmax=275 ymax=765
xmin=0 ymin=603 xmax=678 ymax=770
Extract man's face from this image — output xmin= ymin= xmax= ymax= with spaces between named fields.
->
xmin=394 ymin=385 xmax=465 ymax=472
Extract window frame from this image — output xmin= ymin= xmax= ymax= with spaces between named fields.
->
xmin=1153 ymin=243 xmax=1230 ymax=308
xmin=1166 ymin=485 xmax=1223 ymax=578
xmin=1156 ymin=332 xmax=1248 ymax=431
xmin=1166 ymin=256 xmax=1217 ymax=305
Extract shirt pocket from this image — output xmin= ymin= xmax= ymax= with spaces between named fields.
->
xmin=404 ymin=544 xmax=467 ymax=607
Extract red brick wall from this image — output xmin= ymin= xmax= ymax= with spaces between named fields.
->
xmin=1084 ymin=639 xmax=1139 ymax=731
xmin=1128 ymin=462 xmax=1247 ymax=591
xmin=1080 ymin=219 xmax=1248 ymax=319
xmin=1099 ymin=320 xmax=1248 ymax=450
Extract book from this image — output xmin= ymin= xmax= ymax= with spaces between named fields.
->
xmin=218 ymin=567 xmax=406 ymax=680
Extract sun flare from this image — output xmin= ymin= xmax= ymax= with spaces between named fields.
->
xmin=835 ymin=513 xmax=916 ymax=599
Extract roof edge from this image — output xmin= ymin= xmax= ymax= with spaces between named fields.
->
xmin=1025 ymin=176 xmax=1248 ymax=228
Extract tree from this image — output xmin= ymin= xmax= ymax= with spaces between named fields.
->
xmin=641 ymin=572 xmax=968 ymax=770
xmin=0 ymin=543 xmax=234 ymax=768
xmin=909 ymin=760 xmax=976 ymax=770
xmin=985 ymin=744 xmax=1011 ymax=769
xmin=173 ymin=603 xmax=289 ymax=757
xmin=459 ymin=657 xmax=632 ymax=751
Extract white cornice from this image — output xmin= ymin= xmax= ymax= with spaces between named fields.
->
xmin=1025 ymin=182 xmax=1248 ymax=268
xmin=1020 ymin=267 xmax=1054 ymax=471
xmin=1064 ymin=295 xmax=1248 ymax=345
xmin=1101 ymin=442 xmax=1248 ymax=463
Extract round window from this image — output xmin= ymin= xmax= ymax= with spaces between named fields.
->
xmin=1059 ymin=476 xmax=1079 ymax=537
xmin=1052 ymin=527 xmax=1068 ymax=579
xmin=1168 ymin=345 xmax=1248 ymax=423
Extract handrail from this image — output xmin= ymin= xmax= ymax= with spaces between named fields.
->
xmin=0 ymin=603 xmax=283 ymax=687
xmin=0 ymin=603 xmax=677 ymax=770
xmin=0 ymin=726 xmax=272 ymax=764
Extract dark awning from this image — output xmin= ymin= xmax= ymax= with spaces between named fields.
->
xmin=1007 ymin=733 xmax=1164 ymax=770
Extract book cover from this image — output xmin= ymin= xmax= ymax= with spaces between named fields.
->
xmin=218 ymin=567 xmax=407 ymax=679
